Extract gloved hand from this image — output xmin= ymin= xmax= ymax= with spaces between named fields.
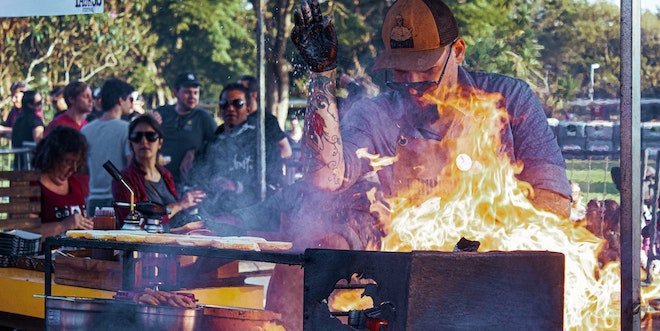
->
xmin=291 ymin=0 xmax=337 ymax=72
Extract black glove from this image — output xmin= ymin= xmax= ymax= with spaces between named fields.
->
xmin=291 ymin=0 xmax=337 ymax=72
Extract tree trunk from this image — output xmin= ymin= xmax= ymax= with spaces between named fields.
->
xmin=262 ymin=0 xmax=293 ymax=130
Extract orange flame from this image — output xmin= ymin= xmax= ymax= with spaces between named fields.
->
xmin=358 ymin=85 xmax=627 ymax=329
xmin=328 ymin=289 xmax=375 ymax=312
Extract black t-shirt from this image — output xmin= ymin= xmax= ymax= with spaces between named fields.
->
xmin=86 ymin=109 xmax=103 ymax=123
xmin=12 ymin=112 xmax=43 ymax=148
xmin=215 ymin=112 xmax=287 ymax=176
xmin=155 ymin=105 xmax=216 ymax=184
xmin=121 ymin=112 xmax=140 ymax=122
xmin=190 ymin=121 xmax=284 ymax=215
xmin=11 ymin=111 xmax=44 ymax=169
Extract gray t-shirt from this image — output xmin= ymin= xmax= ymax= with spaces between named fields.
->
xmin=145 ymin=178 xmax=177 ymax=207
xmin=81 ymin=118 xmax=131 ymax=200
xmin=340 ymin=66 xmax=571 ymax=199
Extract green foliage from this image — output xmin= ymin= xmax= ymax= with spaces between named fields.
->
xmin=1 ymin=0 xmax=658 ymax=116
xmin=148 ymin=0 xmax=255 ymax=101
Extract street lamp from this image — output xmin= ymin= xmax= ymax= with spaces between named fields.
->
xmin=589 ymin=63 xmax=600 ymax=102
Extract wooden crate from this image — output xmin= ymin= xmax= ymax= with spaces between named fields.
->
xmin=55 ymin=253 xmax=249 ymax=292
xmin=0 ymin=171 xmax=40 ymax=231
xmin=54 ymin=254 xmax=123 ymax=291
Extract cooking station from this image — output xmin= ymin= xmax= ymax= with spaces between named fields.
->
xmin=44 ymin=237 xmax=565 ymax=330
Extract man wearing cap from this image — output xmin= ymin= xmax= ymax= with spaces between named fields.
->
xmin=291 ymin=0 xmax=571 ymax=217
xmin=254 ymin=1 xmax=572 ymax=329
xmin=154 ymin=72 xmax=216 ymax=188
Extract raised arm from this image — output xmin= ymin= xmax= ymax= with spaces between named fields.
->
xmin=292 ymin=0 xmax=344 ymax=190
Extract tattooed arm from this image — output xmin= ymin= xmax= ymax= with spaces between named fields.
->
xmin=302 ymin=70 xmax=345 ymax=191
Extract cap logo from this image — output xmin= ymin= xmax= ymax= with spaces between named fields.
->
xmin=187 ymin=74 xmax=195 ymax=81
xmin=390 ymin=14 xmax=414 ymax=49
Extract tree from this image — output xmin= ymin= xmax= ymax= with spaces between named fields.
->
xmin=147 ymin=0 xmax=255 ymax=105
xmin=1 ymin=1 xmax=161 ymax=116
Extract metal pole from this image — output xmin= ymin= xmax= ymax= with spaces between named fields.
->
xmin=589 ymin=66 xmax=595 ymax=102
xmin=256 ymin=0 xmax=267 ymax=201
xmin=590 ymin=63 xmax=600 ymax=102
xmin=620 ymin=0 xmax=642 ymax=329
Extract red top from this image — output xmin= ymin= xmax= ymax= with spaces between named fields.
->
xmin=44 ymin=113 xmax=87 ymax=135
xmin=40 ymin=175 xmax=89 ymax=224
xmin=111 ymin=160 xmax=178 ymax=223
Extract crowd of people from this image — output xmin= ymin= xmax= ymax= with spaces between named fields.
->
xmin=1 ymin=72 xmax=298 ymax=238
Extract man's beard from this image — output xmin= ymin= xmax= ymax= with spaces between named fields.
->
xmin=403 ymin=94 xmax=440 ymax=127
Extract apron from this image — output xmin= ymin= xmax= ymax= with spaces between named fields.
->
xmin=386 ymin=130 xmax=462 ymax=202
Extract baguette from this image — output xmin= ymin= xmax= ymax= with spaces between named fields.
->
xmin=66 ymin=230 xmax=95 ymax=239
xmin=176 ymin=235 xmax=214 ymax=247
xmin=115 ymin=232 xmax=147 ymax=243
xmin=257 ymin=241 xmax=293 ymax=251
xmin=144 ymin=234 xmax=178 ymax=244
xmin=212 ymin=238 xmax=260 ymax=251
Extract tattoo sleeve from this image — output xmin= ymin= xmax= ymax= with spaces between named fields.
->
xmin=302 ymin=70 xmax=345 ymax=190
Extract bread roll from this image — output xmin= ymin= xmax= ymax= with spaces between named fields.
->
xmin=257 ymin=241 xmax=293 ymax=251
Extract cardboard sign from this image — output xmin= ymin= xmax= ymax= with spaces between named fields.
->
xmin=0 ymin=0 xmax=104 ymax=18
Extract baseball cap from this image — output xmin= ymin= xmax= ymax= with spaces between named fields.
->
xmin=373 ymin=0 xmax=459 ymax=72
xmin=173 ymin=72 xmax=201 ymax=90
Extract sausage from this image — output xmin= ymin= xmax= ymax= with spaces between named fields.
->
xmin=138 ymin=294 xmax=159 ymax=306
xmin=145 ymin=288 xmax=169 ymax=303
xmin=178 ymin=295 xmax=196 ymax=308
xmin=169 ymin=296 xmax=183 ymax=308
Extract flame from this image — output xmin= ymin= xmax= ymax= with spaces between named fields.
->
xmin=328 ymin=289 xmax=375 ymax=312
xmin=357 ymin=85 xmax=629 ymax=329
xmin=356 ymin=148 xmax=398 ymax=170
xmin=262 ymin=322 xmax=287 ymax=331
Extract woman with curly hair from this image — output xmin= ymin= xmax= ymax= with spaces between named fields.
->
xmin=32 ymin=126 xmax=93 ymax=237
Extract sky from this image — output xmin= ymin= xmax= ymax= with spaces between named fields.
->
xmin=596 ymin=0 xmax=660 ymax=13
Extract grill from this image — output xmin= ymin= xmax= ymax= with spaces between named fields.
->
xmin=303 ymin=249 xmax=564 ymax=330
xmin=44 ymin=238 xmax=564 ymax=330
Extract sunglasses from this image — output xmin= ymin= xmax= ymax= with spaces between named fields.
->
xmin=385 ymin=40 xmax=456 ymax=97
xmin=219 ymin=99 xmax=245 ymax=110
xmin=129 ymin=131 xmax=160 ymax=143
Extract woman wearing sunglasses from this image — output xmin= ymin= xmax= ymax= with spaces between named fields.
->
xmin=112 ymin=114 xmax=206 ymax=227
xmin=11 ymin=90 xmax=45 ymax=169
xmin=187 ymin=84 xmax=284 ymax=226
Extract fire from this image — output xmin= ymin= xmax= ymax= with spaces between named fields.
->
xmin=360 ymin=85 xmax=624 ymax=329
xmin=262 ymin=322 xmax=287 ymax=331
xmin=328 ymin=289 xmax=375 ymax=312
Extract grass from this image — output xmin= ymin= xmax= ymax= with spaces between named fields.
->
xmin=565 ymin=158 xmax=624 ymax=202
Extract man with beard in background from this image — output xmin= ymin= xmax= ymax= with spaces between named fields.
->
xmin=155 ymin=72 xmax=216 ymax=190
